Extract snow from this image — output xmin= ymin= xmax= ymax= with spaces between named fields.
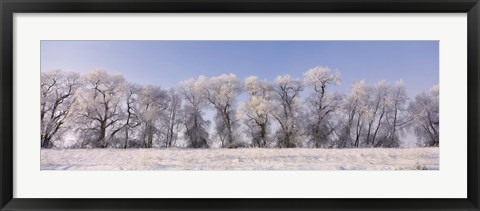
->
xmin=41 ymin=147 xmax=439 ymax=170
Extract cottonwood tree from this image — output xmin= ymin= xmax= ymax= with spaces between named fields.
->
xmin=120 ymin=83 xmax=142 ymax=148
xmin=75 ymin=70 xmax=127 ymax=148
xmin=272 ymin=75 xmax=304 ymax=148
xmin=136 ymin=85 xmax=169 ymax=148
xmin=338 ymin=80 xmax=369 ymax=148
xmin=409 ymin=84 xmax=439 ymax=146
xmin=203 ymin=74 xmax=241 ymax=148
xmin=381 ymin=80 xmax=410 ymax=147
xmin=179 ymin=77 xmax=210 ymax=148
xmin=303 ymin=66 xmax=341 ymax=148
xmin=41 ymin=70 xmax=80 ymax=148
xmin=164 ymin=88 xmax=183 ymax=147
xmin=237 ymin=76 xmax=274 ymax=148
xmin=363 ymin=81 xmax=389 ymax=147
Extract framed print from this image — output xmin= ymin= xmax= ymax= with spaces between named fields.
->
xmin=1 ymin=0 xmax=479 ymax=210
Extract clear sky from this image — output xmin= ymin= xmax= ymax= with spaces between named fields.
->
xmin=41 ymin=40 xmax=438 ymax=97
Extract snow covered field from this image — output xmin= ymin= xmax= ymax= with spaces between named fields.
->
xmin=41 ymin=147 xmax=439 ymax=170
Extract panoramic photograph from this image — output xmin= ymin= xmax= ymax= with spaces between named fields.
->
xmin=40 ymin=41 xmax=439 ymax=170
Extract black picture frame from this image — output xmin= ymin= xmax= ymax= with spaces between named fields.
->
xmin=1 ymin=0 xmax=479 ymax=210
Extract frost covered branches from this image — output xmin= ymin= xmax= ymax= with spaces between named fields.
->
xmin=336 ymin=80 xmax=413 ymax=148
xmin=136 ymin=85 xmax=170 ymax=148
xmin=237 ymin=76 xmax=274 ymax=148
xmin=179 ymin=77 xmax=210 ymax=148
xmin=41 ymin=68 xmax=439 ymax=149
xmin=164 ymin=89 xmax=183 ymax=148
xmin=303 ymin=66 xmax=341 ymax=148
xmin=272 ymin=75 xmax=304 ymax=148
xmin=74 ymin=70 xmax=127 ymax=148
xmin=41 ymin=70 xmax=80 ymax=148
xmin=203 ymin=74 xmax=241 ymax=148
xmin=409 ymin=85 xmax=439 ymax=146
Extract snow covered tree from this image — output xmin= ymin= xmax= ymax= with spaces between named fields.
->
xmin=237 ymin=76 xmax=274 ymax=147
xmin=338 ymin=80 xmax=369 ymax=148
xmin=120 ymin=83 xmax=142 ymax=148
xmin=381 ymin=80 xmax=410 ymax=147
xmin=74 ymin=70 xmax=127 ymax=148
xmin=272 ymin=75 xmax=304 ymax=148
xmin=409 ymin=84 xmax=439 ymax=146
xmin=41 ymin=70 xmax=80 ymax=148
xmin=164 ymin=88 xmax=183 ymax=147
xmin=136 ymin=85 xmax=169 ymax=148
xmin=363 ymin=81 xmax=389 ymax=147
xmin=203 ymin=74 xmax=241 ymax=148
xmin=303 ymin=66 xmax=341 ymax=148
xmin=336 ymin=80 xmax=411 ymax=148
xmin=179 ymin=77 xmax=210 ymax=148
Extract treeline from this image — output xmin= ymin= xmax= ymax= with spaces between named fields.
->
xmin=41 ymin=66 xmax=439 ymax=149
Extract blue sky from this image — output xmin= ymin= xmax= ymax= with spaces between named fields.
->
xmin=41 ymin=40 xmax=438 ymax=97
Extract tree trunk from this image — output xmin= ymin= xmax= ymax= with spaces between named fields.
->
xmin=98 ymin=119 xmax=107 ymax=148
xmin=372 ymin=106 xmax=385 ymax=147
xmin=354 ymin=113 xmax=363 ymax=147
xmin=124 ymin=129 xmax=129 ymax=149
